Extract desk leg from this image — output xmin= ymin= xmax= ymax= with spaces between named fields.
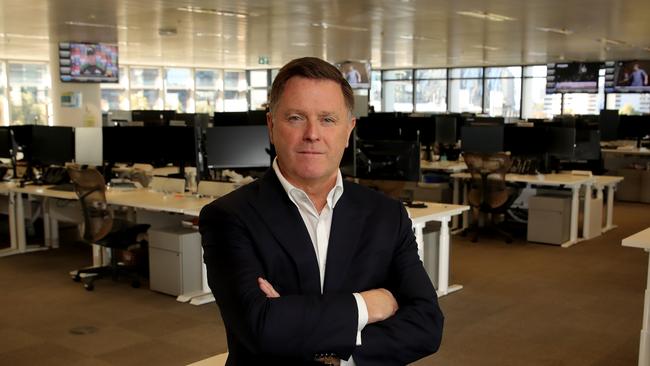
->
xmin=638 ymin=253 xmax=650 ymax=366
xmin=452 ymin=178 xmax=460 ymax=229
xmin=0 ymin=192 xmax=20 ymax=257
xmin=563 ymin=185 xmax=580 ymax=248
xmin=462 ymin=181 xmax=469 ymax=231
xmin=582 ymin=183 xmax=593 ymax=240
xmin=604 ymin=185 xmax=617 ymax=232
xmin=181 ymin=247 xmax=215 ymax=306
xmin=413 ymin=222 xmax=425 ymax=262
xmin=16 ymin=193 xmax=26 ymax=253
xmin=437 ymin=217 xmax=462 ymax=297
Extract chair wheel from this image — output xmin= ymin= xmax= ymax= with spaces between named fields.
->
xmin=131 ymin=281 xmax=141 ymax=288
xmin=84 ymin=283 xmax=94 ymax=291
xmin=73 ymin=276 xmax=81 ymax=282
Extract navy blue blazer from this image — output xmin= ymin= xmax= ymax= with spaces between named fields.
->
xmin=199 ymin=169 xmax=443 ymax=365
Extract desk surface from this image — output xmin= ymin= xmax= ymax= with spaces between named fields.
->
xmin=602 ymin=147 xmax=650 ymax=156
xmin=622 ymin=227 xmax=650 ymax=249
xmin=450 ymin=172 xmax=592 ymax=187
xmin=593 ymin=175 xmax=624 ymax=187
xmin=407 ymin=202 xmax=469 ymax=224
xmin=420 ymin=160 xmax=467 ymax=172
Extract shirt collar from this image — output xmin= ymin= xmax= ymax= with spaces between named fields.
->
xmin=272 ymin=158 xmax=344 ymax=211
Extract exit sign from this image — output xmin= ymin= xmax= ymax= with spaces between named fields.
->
xmin=258 ymin=56 xmax=270 ymax=65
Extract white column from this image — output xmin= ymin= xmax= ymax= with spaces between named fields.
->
xmin=437 ymin=217 xmax=451 ymax=296
xmin=638 ymin=253 xmax=650 ymax=366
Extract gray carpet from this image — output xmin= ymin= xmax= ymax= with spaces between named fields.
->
xmin=1 ymin=202 xmax=649 ymax=365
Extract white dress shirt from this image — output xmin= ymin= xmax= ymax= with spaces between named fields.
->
xmin=273 ymin=159 xmax=368 ymax=365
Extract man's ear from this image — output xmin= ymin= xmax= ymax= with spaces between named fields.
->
xmin=266 ymin=112 xmax=274 ymax=145
xmin=345 ymin=117 xmax=356 ymax=148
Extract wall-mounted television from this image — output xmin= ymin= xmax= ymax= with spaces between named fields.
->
xmin=335 ymin=60 xmax=371 ymax=89
xmin=546 ymin=62 xmax=601 ymax=93
xmin=59 ymin=42 xmax=119 ymax=83
xmin=605 ymin=60 xmax=650 ymax=93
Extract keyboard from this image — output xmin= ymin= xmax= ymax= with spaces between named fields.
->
xmin=47 ymin=183 xmax=75 ymax=192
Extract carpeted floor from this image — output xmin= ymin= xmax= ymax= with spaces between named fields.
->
xmin=0 ymin=201 xmax=649 ymax=365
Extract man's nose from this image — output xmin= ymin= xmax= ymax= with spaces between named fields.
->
xmin=303 ymin=119 xmax=320 ymax=142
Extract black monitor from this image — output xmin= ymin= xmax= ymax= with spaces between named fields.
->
xmin=461 ymin=125 xmax=505 ymax=154
xmin=355 ymin=139 xmax=420 ymax=182
xmin=30 ymin=126 xmax=75 ymax=166
xmin=213 ymin=112 xmax=251 ymax=126
xmin=131 ymin=110 xmax=176 ymax=126
xmin=356 ymin=115 xmax=420 ymax=141
xmin=435 ymin=115 xmax=458 ymax=145
xmin=546 ymin=127 xmax=576 ymax=159
xmin=102 ymin=126 xmax=196 ymax=167
xmin=0 ymin=127 xmax=12 ymax=159
xmin=473 ymin=116 xmax=505 ymax=125
xmin=599 ymin=110 xmax=620 ymax=141
xmin=574 ymin=129 xmax=601 ymax=160
xmin=205 ymin=125 xmax=271 ymax=168
xmin=504 ymin=125 xmax=546 ymax=157
xmin=248 ymin=110 xmax=268 ymax=125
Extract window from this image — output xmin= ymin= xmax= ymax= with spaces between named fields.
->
xmin=130 ymin=68 xmax=162 ymax=110
xmin=415 ymin=69 xmax=447 ymax=112
xmin=449 ymin=67 xmax=483 ymax=113
xmin=100 ymin=66 xmax=129 ymax=111
xmin=522 ymin=65 xmax=550 ymax=119
xmin=195 ymin=69 xmax=224 ymax=114
xmin=0 ymin=61 xmax=8 ymax=125
xmin=249 ymin=70 xmax=269 ymax=110
xmin=164 ymin=68 xmax=193 ymax=113
xmin=224 ymin=70 xmax=247 ymax=111
xmin=383 ymin=69 xmax=413 ymax=112
xmin=8 ymin=62 xmax=50 ymax=125
xmin=484 ymin=66 xmax=521 ymax=117
xmin=369 ymin=70 xmax=382 ymax=112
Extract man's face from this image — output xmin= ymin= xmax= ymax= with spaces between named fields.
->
xmin=267 ymin=76 xmax=355 ymax=186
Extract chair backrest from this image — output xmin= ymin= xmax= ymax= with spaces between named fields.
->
xmin=67 ymin=167 xmax=113 ymax=243
xmin=463 ymin=152 xmax=513 ymax=209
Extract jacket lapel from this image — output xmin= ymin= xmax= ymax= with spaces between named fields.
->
xmin=249 ymin=170 xmax=321 ymax=295
xmin=323 ymin=182 xmax=369 ymax=294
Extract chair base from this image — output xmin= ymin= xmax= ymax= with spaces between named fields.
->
xmin=465 ymin=211 xmax=514 ymax=244
xmin=71 ymin=261 xmax=142 ymax=291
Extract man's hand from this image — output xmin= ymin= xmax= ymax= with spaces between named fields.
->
xmin=360 ymin=288 xmax=398 ymax=324
xmin=258 ymin=277 xmax=280 ymax=298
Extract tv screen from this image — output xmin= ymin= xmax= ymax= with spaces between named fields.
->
xmin=609 ymin=60 xmax=650 ymax=93
xmin=335 ymin=60 xmax=371 ymax=89
xmin=59 ymin=42 xmax=119 ymax=83
xmin=546 ymin=62 xmax=600 ymax=93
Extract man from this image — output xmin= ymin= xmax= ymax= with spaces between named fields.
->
xmin=628 ymin=63 xmax=649 ymax=87
xmin=80 ymin=47 xmax=104 ymax=76
xmin=345 ymin=64 xmax=362 ymax=85
xmin=199 ymin=57 xmax=443 ymax=365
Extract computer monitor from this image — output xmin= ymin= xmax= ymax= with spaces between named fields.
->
xmin=205 ymin=125 xmax=271 ymax=168
xmin=435 ymin=115 xmax=458 ymax=145
xmin=213 ymin=112 xmax=251 ymax=126
xmin=355 ymin=115 xmax=420 ymax=141
xmin=599 ymin=109 xmax=620 ymax=141
xmin=355 ymin=139 xmax=420 ymax=182
xmin=546 ymin=127 xmax=576 ymax=159
xmin=472 ymin=116 xmax=505 ymax=125
xmin=103 ymin=126 xmax=196 ymax=167
xmin=131 ymin=110 xmax=176 ymax=126
xmin=0 ymin=127 xmax=12 ymax=159
xmin=574 ymin=129 xmax=601 ymax=160
xmin=504 ymin=125 xmax=546 ymax=157
xmin=248 ymin=110 xmax=268 ymax=125
xmin=461 ymin=125 xmax=505 ymax=154
xmin=30 ymin=126 xmax=75 ymax=166
xmin=75 ymin=127 xmax=103 ymax=166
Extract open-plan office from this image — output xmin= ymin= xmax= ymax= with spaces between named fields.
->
xmin=1 ymin=1 xmax=650 ymax=365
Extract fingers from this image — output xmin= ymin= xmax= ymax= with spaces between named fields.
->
xmin=258 ymin=277 xmax=280 ymax=298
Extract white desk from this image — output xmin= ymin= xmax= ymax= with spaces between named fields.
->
xmin=622 ymin=227 xmax=650 ymax=366
xmin=420 ymin=160 xmax=467 ymax=173
xmin=0 ymin=182 xmax=20 ymax=258
xmin=602 ymin=147 xmax=650 ymax=156
xmin=407 ymin=202 xmax=469 ymax=297
xmin=450 ymin=172 xmax=593 ymax=247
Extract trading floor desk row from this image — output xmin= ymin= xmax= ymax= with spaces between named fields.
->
xmin=0 ymin=179 xmax=469 ymax=303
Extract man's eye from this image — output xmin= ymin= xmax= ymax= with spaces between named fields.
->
xmin=323 ymin=117 xmax=336 ymax=124
xmin=288 ymin=115 xmax=303 ymax=122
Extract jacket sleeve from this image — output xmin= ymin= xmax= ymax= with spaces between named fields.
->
xmin=199 ymin=201 xmax=359 ymax=362
xmin=352 ymin=201 xmax=444 ymax=365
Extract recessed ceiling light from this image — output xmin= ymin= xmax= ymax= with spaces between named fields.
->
xmin=597 ymin=38 xmax=627 ymax=46
xmin=64 ymin=21 xmax=130 ymax=30
xmin=177 ymin=6 xmax=247 ymax=18
xmin=528 ymin=51 xmax=547 ymax=56
xmin=472 ymin=44 xmax=500 ymax=51
xmin=291 ymin=42 xmax=311 ymax=47
xmin=457 ymin=11 xmax=515 ymax=22
xmin=536 ymin=27 xmax=573 ymax=35
xmin=2 ymin=33 xmax=49 ymax=40
xmin=399 ymin=34 xmax=440 ymax=41
xmin=311 ymin=22 xmax=368 ymax=32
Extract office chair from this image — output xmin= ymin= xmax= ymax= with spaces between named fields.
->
xmin=463 ymin=152 xmax=517 ymax=243
xmin=67 ymin=166 xmax=150 ymax=291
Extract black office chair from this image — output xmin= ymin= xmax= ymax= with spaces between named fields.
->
xmin=68 ymin=166 xmax=150 ymax=291
xmin=463 ymin=152 xmax=517 ymax=243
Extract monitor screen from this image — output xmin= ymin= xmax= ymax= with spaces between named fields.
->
xmin=213 ymin=112 xmax=256 ymax=126
xmin=75 ymin=127 xmax=103 ymax=166
xmin=546 ymin=127 xmax=576 ymax=159
xmin=546 ymin=62 xmax=601 ymax=93
xmin=131 ymin=110 xmax=176 ymax=126
xmin=355 ymin=139 xmax=420 ymax=182
xmin=103 ymin=126 xmax=196 ymax=166
xmin=31 ymin=126 xmax=75 ymax=166
xmin=0 ymin=127 xmax=12 ymax=159
xmin=59 ymin=42 xmax=118 ymax=83
xmin=504 ymin=125 xmax=546 ymax=157
xmin=335 ymin=60 xmax=371 ymax=89
xmin=205 ymin=126 xmax=271 ymax=168
xmin=574 ymin=129 xmax=601 ymax=160
xmin=435 ymin=115 xmax=458 ymax=145
xmin=461 ymin=125 xmax=504 ymax=154
xmin=599 ymin=109 xmax=620 ymax=141
xmin=606 ymin=60 xmax=650 ymax=93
